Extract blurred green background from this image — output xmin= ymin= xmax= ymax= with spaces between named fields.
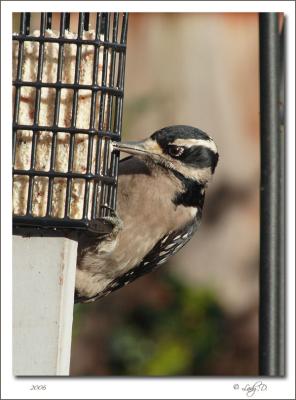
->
xmin=73 ymin=275 xmax=226 ymax=376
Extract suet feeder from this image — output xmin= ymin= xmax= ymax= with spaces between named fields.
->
xmin=12 ymin=12 xmax=128 ymax=235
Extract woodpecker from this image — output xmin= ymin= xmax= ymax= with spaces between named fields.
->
xmin=75 ymin=125 xmax=219 ymax=303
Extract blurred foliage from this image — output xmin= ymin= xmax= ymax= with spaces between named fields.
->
xmin=104 ymin=275 xmax=225 ymax=376
xmin=71 ymin=269 xmax=258 ymax=376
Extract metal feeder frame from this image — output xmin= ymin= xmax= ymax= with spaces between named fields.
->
xmin=12 ymin=12 xmax=128 ymax=235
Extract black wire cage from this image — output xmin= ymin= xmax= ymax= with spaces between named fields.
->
xmin=12 ymin=12 xmax=128 ymax=235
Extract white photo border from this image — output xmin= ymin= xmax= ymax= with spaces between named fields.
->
xmin=1 ymin=1 xmax=295 ymax=399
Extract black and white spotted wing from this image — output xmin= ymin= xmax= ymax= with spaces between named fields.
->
xmin=81 ymin=220 xmax=199 ymax=303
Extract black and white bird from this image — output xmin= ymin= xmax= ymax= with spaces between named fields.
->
xmin=75 ymin=125 xmax=219 ymax=303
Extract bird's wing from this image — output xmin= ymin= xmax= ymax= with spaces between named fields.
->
xmin=76 ymin=220 xmax=198 ymax=303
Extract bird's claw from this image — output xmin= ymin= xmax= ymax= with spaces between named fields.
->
xmin=77 ymin=208 xmax=122 ymax=257
xmin=86 ymin=206 xmax=123 ymax=238
xmin=99 ymin=208 xmax=123 ymax=239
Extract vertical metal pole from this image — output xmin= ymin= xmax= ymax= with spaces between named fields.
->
xmin=259 ymin=13 xmax=285 ymax=376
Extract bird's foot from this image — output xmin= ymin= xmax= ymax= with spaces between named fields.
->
xmin=100 ymin=209 xmax=123 ymax=239
xmin=88 ymin=209 xmax=123 ymax=255
xmin=87 ymin=207 xmax=123 ymax=238
xmin=77 ymin=209 xmax=122 ymax=258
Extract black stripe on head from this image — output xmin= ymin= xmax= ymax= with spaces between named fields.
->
xmin=151 ymin=125 xmax=211 ymax=146
xmin=179 ymin=145 xmax=219 ymax=173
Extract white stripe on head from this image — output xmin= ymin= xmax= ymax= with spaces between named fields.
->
xmin=172 ymin=138 xmax=218 ymax=153
xmin=177 ymin=164 xmax=213 ymax=183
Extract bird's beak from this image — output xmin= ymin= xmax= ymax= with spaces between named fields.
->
xmin=112 ymin=139 xmax=159 ymax=158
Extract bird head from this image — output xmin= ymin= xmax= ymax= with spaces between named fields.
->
xmin=112 ymin=125 xmax=219 ymax=185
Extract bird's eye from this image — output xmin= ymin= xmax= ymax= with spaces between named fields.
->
xmin=168 ymin=146 xmax=184 ymax=158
